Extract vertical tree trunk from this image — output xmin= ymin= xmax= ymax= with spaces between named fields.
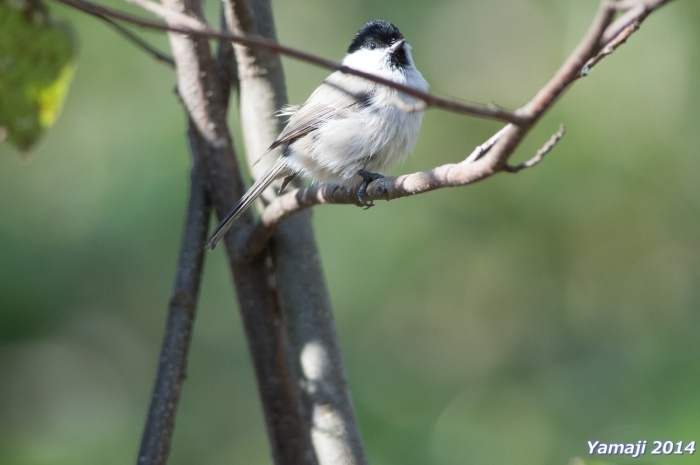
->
xmin=224 ymin=1 xmax=367 ymax=463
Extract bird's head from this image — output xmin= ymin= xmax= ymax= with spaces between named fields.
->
xmin=343 ymin=20 xmax=413 ymax=74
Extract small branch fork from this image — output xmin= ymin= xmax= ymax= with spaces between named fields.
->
xmin=504 ymin=125 xmax=566 ymax=173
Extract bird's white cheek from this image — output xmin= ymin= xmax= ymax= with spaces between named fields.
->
xmin=342 ymin=49 xmax=389 ymax=75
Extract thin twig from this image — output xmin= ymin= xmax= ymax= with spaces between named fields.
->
xmin=504 ymin=124 xmax=566 ymax=173
xmin=601 ymin=0 xmax=671 ymax=44
xmin=51 ymin=0 xmax=525 ymax=124
xmin=581 ymin=21 xmax=639 ymax=76
xmin=94 ymin=13 xmax=175 ymax=66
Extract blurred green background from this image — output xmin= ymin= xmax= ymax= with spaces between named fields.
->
xmin=2 ymin=0 xmax=700 ymax=464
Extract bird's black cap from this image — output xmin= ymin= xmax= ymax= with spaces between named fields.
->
xmin=347 ymin=20 xmax=405 ymax=54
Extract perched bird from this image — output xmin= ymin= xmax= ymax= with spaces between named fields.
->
xmin=206 ymin=19 xmax=428 ymax=250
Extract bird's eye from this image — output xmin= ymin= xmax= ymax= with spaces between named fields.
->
xmin=369 ymin=42 xmax=376 ymax=50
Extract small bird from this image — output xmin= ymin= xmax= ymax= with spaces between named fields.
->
xmin=206 ymin=20 xmax=428 ymax=250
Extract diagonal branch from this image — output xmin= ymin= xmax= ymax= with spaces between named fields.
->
xmin=52 ymin=0 xmax=525 ymax=124
xmin=581 ymin=21 xmax=639 ymax=76
xmin=235 ymin=0 xmax=674 ymax=259
xmin=136 ymin=133 xmax=210 ymax=465
xmin=601 ymin=0 xmax=672 ymax=44
xmin=93 ymin=13 xmax=175 ymax=66
xmin=519 ymin=0 xmax=616 ymax=118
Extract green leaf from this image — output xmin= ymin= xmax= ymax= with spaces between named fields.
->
xmin=0 ymin=0 xmax=77 ymax=154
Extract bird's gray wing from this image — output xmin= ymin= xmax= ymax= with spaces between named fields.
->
xmin=266 ymin=72 xmax=375 ymax=154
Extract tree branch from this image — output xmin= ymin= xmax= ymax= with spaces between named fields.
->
xmin=136 ymin=134 xmax=210 ymax=465
xmin=520 ymin=1 xmax=616 ymax=118
xmin=504 ymin=125 xmax=566 ymax=173
xmin=582 ymin=21 xmax=639 ymax=76
xmin=235 ymin=0 xmax=673 ymax=258
xmin=601 ymin=0 xmax=672 ymax=44
xmin=93 ymin=13 xmax=175 ymax=66
xmin=52 ymin=0 xmax=525 ymax=124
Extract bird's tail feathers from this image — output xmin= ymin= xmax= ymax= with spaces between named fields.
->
xmin=206 ymin=158 xmax=290 ymax=251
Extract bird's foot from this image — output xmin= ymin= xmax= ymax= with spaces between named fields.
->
xmin=357 ymin=169 xmax=384 ymax=208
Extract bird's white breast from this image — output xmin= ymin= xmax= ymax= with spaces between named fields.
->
xmin=285 ymin=45 xmax=429 ymax=185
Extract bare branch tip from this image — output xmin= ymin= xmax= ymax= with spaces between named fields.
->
xmin=504 ymin=124 xmax=566 ymax=173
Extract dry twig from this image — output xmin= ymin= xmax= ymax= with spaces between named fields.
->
xmin=52 ymin=0 xmax=525 ymax=123
xmin=504 ymin=125 xmax=567 ymax=173
xmin=93 ymin=13 xmax=175 ymax=66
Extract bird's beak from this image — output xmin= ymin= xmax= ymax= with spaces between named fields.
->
xmin=390 ymin=39 xmax=405 ymax=53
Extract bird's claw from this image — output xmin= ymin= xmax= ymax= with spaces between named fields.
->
xmin=357 ymin=169 xmax=384 ymax=208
